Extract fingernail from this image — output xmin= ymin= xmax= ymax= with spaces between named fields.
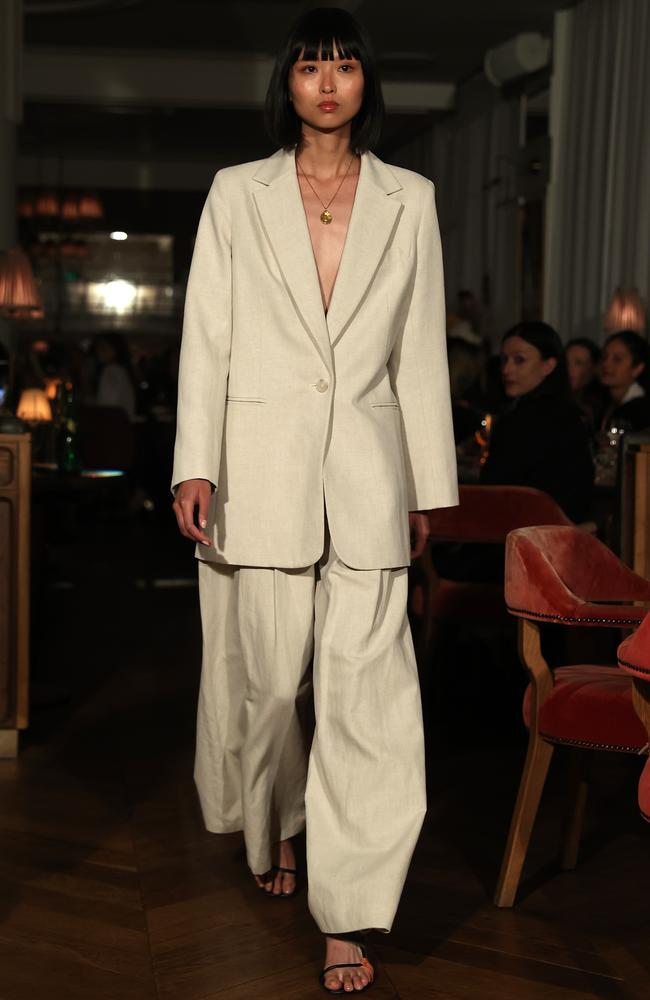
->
xmin=200 ymin=519 xmax=207 ymax=528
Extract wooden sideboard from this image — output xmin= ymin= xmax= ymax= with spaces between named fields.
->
xmin=0 ymin=432 xmax=31 ymax=757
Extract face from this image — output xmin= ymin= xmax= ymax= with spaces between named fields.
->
xmin=600 ymin=338 xmax=645 ymax=392
xmin=566 ymin=344 xmax=596 ymax=391
xmin=288 ymin=42 xmax=364 ymax=137
xmin=95 ymin=339 xmax=115 ymax=365
xmin=500 ymin=335 xmax=558 ymax=398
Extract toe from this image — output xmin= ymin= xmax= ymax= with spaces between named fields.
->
xmin=324 ymin=971 xmax=342 ymax=993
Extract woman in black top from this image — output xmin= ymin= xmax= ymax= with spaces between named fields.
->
xmin=599 ymin=330 xmax=650 ymax=432
xmin=481 ymin=321 xmax=594 ymax=522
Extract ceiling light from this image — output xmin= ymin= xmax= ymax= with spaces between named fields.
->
xmin=101 ymin=279 xmax=137 ymax=313
xmin=110 ymin=231 xmax=128 ymax=241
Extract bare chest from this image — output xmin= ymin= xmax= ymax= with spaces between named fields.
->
xmin=297 ymin=173 xmax=359 ymax=314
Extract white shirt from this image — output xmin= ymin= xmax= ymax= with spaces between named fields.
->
xmin=97 ymin=363 xmax=136 ymax=421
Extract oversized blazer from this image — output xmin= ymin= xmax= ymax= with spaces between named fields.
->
xmin=172 ymin=147 xmax=458 ymax=570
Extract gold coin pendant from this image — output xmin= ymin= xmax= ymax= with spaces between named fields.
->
xmin=320 ymin=209 xmax=333 ymax=225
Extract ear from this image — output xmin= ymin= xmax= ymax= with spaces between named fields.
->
xmin=632 ymin=361 xmax=645 ymax=381
xmin=541 ymin=357 xmax=558 ymax=377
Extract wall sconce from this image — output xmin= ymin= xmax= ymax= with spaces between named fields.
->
xmin=604 ymin=287 xmax=646 ymax=334
xmin=0 ymin=246 xmax=44 ymax=319
xmin=16 ymin=388 xmax=53 ymax=423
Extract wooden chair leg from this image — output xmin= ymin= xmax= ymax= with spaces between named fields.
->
xmin=494 ymin=732 xmax=554 ymax=907
xmin=561 ymin=749 xmax=592 ymax=870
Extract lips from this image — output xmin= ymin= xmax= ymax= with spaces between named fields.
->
xmin=318 ymin=102 xmax=339 ymax=110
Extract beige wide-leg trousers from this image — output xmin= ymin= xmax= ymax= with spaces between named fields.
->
xmin=194 ymin=527 xmax=427 ymax=934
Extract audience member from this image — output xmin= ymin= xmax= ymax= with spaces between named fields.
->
xmin=480 ymin=321 xmax=594 ymax=522
xmin=566 ymin=337 xmax=607 ymax=430
xmin=599 ymin=330 xmax=650 ymax=431
xmin=94 ymin=334 xmax=136 ymax=421
xmin=447 ymin=337 xmax=485 ymax=444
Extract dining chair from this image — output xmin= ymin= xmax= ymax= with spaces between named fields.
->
xmin=617 ymin=612 xmax=650 ymax=821
xmin=495 ymin=525 xmax=650 ymax=907
xmin=409 ymin=485 xmax=571 ymax=662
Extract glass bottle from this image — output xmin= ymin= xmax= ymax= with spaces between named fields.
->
xmin=57 ymin=380 xmax=81 ymax=474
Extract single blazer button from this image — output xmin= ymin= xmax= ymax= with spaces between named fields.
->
xmin=315 ymin=379 xmax=329 ymax=393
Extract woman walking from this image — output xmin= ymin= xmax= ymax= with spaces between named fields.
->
xmin=172 ymin=7 xmax=457 ymax=992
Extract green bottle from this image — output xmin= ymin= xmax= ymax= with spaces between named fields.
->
xmin=57 ymin=381 xmax=81 ymax=474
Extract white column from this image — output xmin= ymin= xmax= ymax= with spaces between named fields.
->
xmin=0 ymin=0 xmax=22 ymax=349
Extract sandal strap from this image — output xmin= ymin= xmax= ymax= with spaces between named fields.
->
xmin=322 ymin=962 xmax=363 ymax=975
xmin=322 ymin=957 xmax=374 ymax=979
xmin=271 ymin=865 xmax=297 ymax=875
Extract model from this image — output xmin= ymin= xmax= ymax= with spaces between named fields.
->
xmin=172 ymin=6 xmax=457 ymax=993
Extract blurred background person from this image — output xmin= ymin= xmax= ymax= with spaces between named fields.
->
xmin=599 ymin=330 xmax=650 ymax=432
xmin=447 ymin=337 xmax=486 ymax=445
xmin=481 ymin=321 xmax=594 ymax=523
xmin=566 ymin=336 xmax=606 ymax=430
xmin=94 ymin=333 xmax=136 ymax=421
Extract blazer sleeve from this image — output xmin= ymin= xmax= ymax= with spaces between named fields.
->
xmin=388 ymin=180 xmax=459 ymax=511
xmin=171 ymin=171 xmax=232 ymax=493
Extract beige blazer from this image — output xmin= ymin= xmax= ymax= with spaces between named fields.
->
xmin=172 ymin=147 xmax=458 ymax=569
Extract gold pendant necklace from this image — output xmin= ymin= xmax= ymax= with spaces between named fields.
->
xmin=296 ymin=154 xmax=355 ymax=225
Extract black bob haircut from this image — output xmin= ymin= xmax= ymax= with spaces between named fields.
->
xmin=264 ymin=6 xmax=384 ymax=154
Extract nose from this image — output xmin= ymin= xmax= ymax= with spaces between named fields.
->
xmin=320 ymin=65 xmax=336 ymax=93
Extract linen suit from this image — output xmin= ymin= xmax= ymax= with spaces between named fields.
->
xmin=172 ymin=147 xmax=458 ymax=933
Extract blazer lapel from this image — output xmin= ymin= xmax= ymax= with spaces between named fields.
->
xmin=253 ymin=150 xmax=333 ymax=370
xmin=326 ymin=151 xmax=404 ymax=347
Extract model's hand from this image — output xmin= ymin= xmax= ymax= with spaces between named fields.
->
xmin=409 ymin=511 xmax=430 ymax=559
xmin=172 ymin=478 xmax=213 ymax=545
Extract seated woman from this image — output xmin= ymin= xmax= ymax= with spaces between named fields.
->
xmin=566 ymin=336 xmax=607 ymax=430
xmin=480 ymin=321 xmax=594 ymax=523
xmin=599 ymin=330 xmax=650 ymax=432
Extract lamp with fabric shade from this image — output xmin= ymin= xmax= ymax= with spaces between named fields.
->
xmin=78 ymin=193 xmax=103 ymax=219
xmin=604 ymin=287 xmax=646 ymax=334
xmin=61 ymin=195 xmax=80 ymax=221
xmin=35 ymin=191 xmax=60 ymax=217
xmin=0 ymin=247 xmax=44 ymax=319
xmin=16 ymin=388 xmax=53 ymax=423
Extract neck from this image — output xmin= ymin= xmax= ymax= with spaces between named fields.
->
xmin=609 ymin=382 xmax=632 ymax=403
xmin=296 ymin=129 xmax=359 ymax=178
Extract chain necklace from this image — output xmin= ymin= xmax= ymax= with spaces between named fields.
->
xmin=296 ymin=153 xmax=356 ymax=225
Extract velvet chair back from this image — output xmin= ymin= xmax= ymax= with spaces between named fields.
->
xmin=505 ymin=526 xmax=650 ymax=626
xmin=428 ymin=485 xmax=571 ymax=544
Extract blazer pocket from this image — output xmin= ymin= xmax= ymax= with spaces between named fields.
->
xmin=371 ymin=401 xmax=400 ymax=409
xmin=225 ymin=396 xmax=266 ymax=404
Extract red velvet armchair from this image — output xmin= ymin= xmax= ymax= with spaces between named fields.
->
xmin=617 ymin=613 xmax=650 ymax=821
xmin=495 ymin=525 xmax=650 ymax=907
xmin=409 ymin=485 xmax=571 ymax=662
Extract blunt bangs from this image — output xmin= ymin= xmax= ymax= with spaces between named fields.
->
xmin=264 ymin=6 xmax=384 ymax=154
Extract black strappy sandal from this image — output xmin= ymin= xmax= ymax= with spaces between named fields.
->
xmin=321 ymin=939 xmax=374 ymax=994
xmin=258 ymin=864 xmax=298 ymax=898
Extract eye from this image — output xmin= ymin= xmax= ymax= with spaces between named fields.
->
xmin=338 ymin=63 xmax=354 ymax=71
xmin=301 ymin=64 xmax=317 ymax=73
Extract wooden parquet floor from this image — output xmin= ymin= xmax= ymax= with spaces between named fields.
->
xmin=1 ymin=539 xmax=649 ymax=999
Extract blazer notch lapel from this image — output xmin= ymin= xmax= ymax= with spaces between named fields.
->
xmin=326 ymin=154 xmax=404 ymax=346
xmin=252 ymin=157 xmax=332 ymax=370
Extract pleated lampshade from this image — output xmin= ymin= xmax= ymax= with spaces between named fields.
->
xmin=604 ymin=287 xmax=646 ymax=334
xmin=61 ymin=194 xmax=80 ymax=221
xmin=78 ymin=193 xmax=103 ymax=219
xmin=0 ymin=247 xmax=44 ymax=319
xmin=35 ymin=191 xmax=60 ymax=217
xmin=16 ymin=388 xmax=53 ymax=423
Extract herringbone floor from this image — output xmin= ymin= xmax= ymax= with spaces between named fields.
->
xmin=1 ymin=525 xmax=649 ymax=999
